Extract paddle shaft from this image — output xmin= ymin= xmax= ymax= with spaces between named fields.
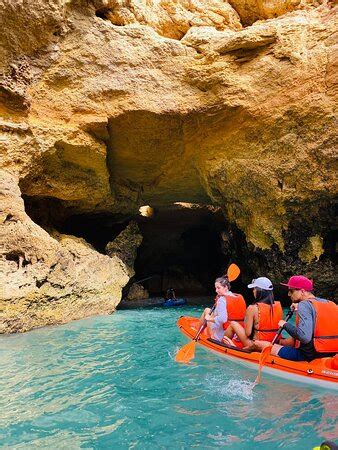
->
xmin=271 ymin=309 xmax=294 ymax=345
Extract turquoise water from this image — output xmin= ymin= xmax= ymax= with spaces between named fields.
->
xmin=0 ymin=306 xmax=337 ymax=449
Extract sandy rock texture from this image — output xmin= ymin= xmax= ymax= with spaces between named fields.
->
xmin=0 ymin=170 xmax=136 ymax=333
xmin=126 ymin=283 xmax=149 ymax=301
xmin=228 ymin=0 xmax=324 ymax=25
xmin=94 ymin=0 xmax=243 ymax=39
xmin=1 ymin=0 xmax=337 ymax=330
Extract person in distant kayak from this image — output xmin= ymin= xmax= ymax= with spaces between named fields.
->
xmin=269 ymin=275 xmax=338 ymax=361
xmin=223 ymin=277 xmax=282 ymax=349
xmin=166 ymin=287 xmax=176 ymax=301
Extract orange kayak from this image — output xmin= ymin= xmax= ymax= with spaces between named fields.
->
xmin=177 ymin=316 xmax=338 ymax=390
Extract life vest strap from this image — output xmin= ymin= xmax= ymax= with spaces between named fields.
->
xmin=314 ymin=335 xmax=338 ymax=339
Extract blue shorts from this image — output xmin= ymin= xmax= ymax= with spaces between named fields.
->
xmin=277 ymin=346 xmax=307 ymax=361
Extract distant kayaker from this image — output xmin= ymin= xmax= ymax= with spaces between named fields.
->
xmin=268 ymin=275 xmax=338 ymax=361
xmin=198 ymin=276 xmax=232 ymax=341
xmin=223 ymin=277 xmax=282 ymax=350
xmin=166 ymin=287 xmax=176 ymax=301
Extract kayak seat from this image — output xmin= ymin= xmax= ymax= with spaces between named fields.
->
xmin=315 ymin=356 xmax=338 ymax=370
xmin=329 ymin=354 xmax=338 ymax=370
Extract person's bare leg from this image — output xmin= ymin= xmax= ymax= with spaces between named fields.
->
xmin=223 ymin=321 xmax=251 ymax=347
xmin=223 ymin=336 xmax=235 ymax=346
xmin=198 ymin=308 xmax=211 ymax=328
xmin=271 ymin=344 xmax=283 ymax=356
xmin=223 ymin=323 xmax=235 ymax=339
xmin=230 ymin=321 xmax=252 ymax=347
xmin=244 ymin=340 xmax=272 ymax=352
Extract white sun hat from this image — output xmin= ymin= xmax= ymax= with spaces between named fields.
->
xmin=247 ymin=277 xmax=273 ymax=290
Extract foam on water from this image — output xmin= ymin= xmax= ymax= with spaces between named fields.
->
xmin=204 ymin=370 xmax=255 ymax=401
xmin=0 ymin=306 xmax=337 ymax=449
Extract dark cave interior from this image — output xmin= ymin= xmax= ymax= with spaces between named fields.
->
xmin=22 ymin=195 xmax=337 ymax=305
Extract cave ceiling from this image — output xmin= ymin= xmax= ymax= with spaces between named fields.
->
xmin=1 ymin=0 xmax=337 ymax=253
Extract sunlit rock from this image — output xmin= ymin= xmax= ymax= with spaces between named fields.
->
xmin=93 ymin=0 xmax=242 ymax=39
xmin=0 ymin=170 xmax=130 ymax=333
xmin=1 ymin=0 xmax=337 ymax=330
xmin=298 ymin=235 xmax=324 ymax=263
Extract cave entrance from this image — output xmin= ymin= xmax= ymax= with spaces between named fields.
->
xmin=132 ymin=203 xmax=243 ymax=300
xmin=22 ymin=195 xmax=249 ymax=302
xmin=59 ymin=202 xmax=242 ymax=299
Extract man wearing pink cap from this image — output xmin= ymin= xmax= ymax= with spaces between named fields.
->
xmin=270 ymin=275 xmax=338 ymax=361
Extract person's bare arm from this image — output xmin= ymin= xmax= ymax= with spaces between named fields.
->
xmin=279 ymin=337 xmax=295 ymax=346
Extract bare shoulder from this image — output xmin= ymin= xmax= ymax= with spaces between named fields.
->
xmin=246 ymin=305 xmax=256 ymax=316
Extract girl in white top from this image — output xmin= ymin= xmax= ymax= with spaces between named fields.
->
xmin=198 ymin=276 xmax=230 ymax=341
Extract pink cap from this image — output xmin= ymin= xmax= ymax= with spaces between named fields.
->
xmin=280 ymin=275 xmax=313 ymax=291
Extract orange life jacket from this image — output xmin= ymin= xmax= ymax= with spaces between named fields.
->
xmin=215 ymin=294 xmax=246 ymax=330
xmin=308 ymin=299 xmax=338 ymax=353
xmin=294 ymin=299 xmax=338 ymax=353
xmin=254 ymin=301 xmax=283 ymax=341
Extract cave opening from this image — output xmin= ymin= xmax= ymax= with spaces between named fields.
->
xmin=60 ymin=203 xmax=251 ymax=302
xmin=22 ymin=195 xmax=253 ymax=303
xmin=22 ymin=193 xmax=337 ymax=304
xmin=134 ymin=203 xmax=233 ymax=299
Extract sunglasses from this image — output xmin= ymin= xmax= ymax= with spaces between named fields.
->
xmin=288 ymin=288 xmax=300 ymax=293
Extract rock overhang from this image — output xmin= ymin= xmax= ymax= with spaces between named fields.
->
xmin=1 ymin=0 xmax=337 ymax=332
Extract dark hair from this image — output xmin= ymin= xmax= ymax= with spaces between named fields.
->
xmin=254 ymin=288 xmax=275 ymax=305
xmin=254 ymin=288 xmax=275 ymax=318
xmin=215 ymin=276 xmax=231 ymax=290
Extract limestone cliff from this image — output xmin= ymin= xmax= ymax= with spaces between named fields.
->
xmin=1 ymin=0 xmax=337 ymax=331
xmin=0 ymin=170 xmax=143 ymax=332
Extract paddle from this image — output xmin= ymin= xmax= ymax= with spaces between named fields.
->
xmin=175 ymin=263 xmax=240 ymax=364
xmin=254 ymin=309 xmax=294 ymax=385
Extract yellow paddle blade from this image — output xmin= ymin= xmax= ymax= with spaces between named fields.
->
xmin=175 ymin=341 xmax=197 ymax=364
xmin=227 ymin=263 xmax=240 ymax=282
xmin=254 ymin=345 xmax=272 ymax=385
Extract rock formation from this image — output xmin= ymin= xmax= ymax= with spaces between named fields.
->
xmin=0 ymin=170 xmax=140 ymax=333
xmin=126 ymin=283 xmax=149 ymax=301
xmin=1 ymin=0 xmax=337 ymax=331
xmin=106 ymin=221 xmax=143 ymax=276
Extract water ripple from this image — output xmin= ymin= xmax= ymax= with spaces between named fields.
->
xmin=0 ymin=307 xmax=337 ymax=449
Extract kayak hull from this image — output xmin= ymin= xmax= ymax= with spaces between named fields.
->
xmin=163 ymin=298 xmax=187 ymax=307
xmin=177 ymin=316 xmax=338 ymax=390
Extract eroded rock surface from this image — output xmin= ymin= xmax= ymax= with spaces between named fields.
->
xmin=126 ymin=283 xmax=149 ymax=301
xmin=106 ymin=221 xmax=143 ymax=275
xmin=0 ymin=170 xmax=135 ymax=333
xmin=94 ymin=0 xmax=242 ymax=39
xmin=1 ymin=0 xmax=337 ymax=331
xmin=228 ymin=0 xmax=323 ymax=26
